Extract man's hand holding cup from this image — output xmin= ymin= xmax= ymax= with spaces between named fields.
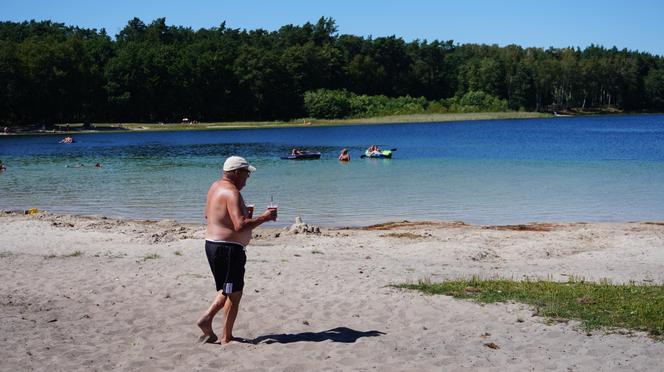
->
xmin=261 ymin=207 xmax=277 ymax=221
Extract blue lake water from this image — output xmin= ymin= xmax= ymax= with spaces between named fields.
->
xmin=1 ymin=114 xmax=664 ymax=226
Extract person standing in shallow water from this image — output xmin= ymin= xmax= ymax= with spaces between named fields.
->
xmin=197 ymin=156 xmax=277 ymax=344
xmin=338 ymin=148 xmax=350 ymax=162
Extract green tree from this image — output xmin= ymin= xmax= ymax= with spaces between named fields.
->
xmin=645 ymin=67 xmax=664 ymax=110
xmin=303 ymin=89 xmax=351 ymax=118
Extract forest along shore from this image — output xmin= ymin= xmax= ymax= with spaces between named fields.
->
xmin=1 ymin=211 xmax=663 ymax=370
xmin=3 ymin=19 xmax=663 ymax=132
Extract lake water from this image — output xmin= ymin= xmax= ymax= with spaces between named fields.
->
xmin=1 ymin=114 xmax=664 ymax=226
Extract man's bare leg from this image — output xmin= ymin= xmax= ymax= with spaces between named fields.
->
xmin=221 ymin=291 xmax=243 ymax=343
xmin=197 ymin=291 xmax=226 ymax=342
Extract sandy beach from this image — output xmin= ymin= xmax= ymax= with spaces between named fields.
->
xmin=1 ymin=211 xmax=664 ymax=371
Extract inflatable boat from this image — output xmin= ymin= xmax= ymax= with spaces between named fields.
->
xmin=364 ymin=149 xmax=393 ymax=159
xmin=280 ymin=151 xmax=322 ymax=160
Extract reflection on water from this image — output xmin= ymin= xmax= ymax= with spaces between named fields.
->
xmin=1 ymin=115 xmax=664 ymax=226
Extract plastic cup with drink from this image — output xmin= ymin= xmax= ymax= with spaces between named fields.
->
xmin=246 ymin=204 xmax=254 ymax=219
xmin=268 ymin=195 xmax=278 ymax=221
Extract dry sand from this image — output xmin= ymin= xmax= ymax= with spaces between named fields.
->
xmin=1 ymin=212 xmax=663 ymax=371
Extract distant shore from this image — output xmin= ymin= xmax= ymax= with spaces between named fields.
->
xmin=2 ymin=112 xmax=554 ymax=135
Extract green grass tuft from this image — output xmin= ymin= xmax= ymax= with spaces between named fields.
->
xmin=396 ymin=277 xmax=664 ymax=339
xmin=45 ymin=251 xmax=82 ymax=258
xmin=142 ymin=253 xmax=160 ymax=260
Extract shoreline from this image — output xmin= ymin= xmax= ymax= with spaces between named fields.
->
xmin=2 ymin=211 xmax=664 ymax=370
xmin=5 ymin=111 xmax=663 ymax=137
xmin=3 ymin=208 xmax=663 ymax=230
xmin=4 ymin=112 xmax=553 ymax=136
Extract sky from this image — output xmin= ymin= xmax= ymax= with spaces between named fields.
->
xmin=2 ymin=0 xmax=663 ymax=56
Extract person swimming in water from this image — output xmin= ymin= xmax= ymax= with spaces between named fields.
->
xmin=338 ymin=148 xmax=350 ymax=162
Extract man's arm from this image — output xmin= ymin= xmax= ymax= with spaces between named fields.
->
xmin=226 ymin=191 xmax=275 ymax=232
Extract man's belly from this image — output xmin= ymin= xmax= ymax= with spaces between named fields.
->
xmin=205 ymin=228 xmax=252 ymax=246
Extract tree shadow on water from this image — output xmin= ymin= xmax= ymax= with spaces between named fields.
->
xmin=250 ymin=327 xmax=385 ymax=344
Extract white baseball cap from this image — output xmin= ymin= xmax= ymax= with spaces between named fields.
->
xmin=223 ymin=156 xmax=256 ymax=172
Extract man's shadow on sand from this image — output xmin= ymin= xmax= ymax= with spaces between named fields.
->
xmin=247 ymin=327 xmax=385 ymax=344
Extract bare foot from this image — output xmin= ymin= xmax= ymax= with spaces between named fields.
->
xmin=197 ymin=333 xmax=218 ymax=344
xmin=196 ymin=316 xmax=215 ymax=341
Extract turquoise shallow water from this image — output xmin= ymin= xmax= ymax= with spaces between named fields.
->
xmin=1 ymin=114 xmax=664 ymax=226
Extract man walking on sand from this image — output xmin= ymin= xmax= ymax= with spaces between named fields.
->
xmin=197 ymin=156 xmax=277 ymax=344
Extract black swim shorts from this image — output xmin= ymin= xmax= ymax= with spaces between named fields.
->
xmin=205 ymin=241 xmax=247 ymax=294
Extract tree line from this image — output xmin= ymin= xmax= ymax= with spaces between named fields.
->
xmin=1 ymin=17 xmax=663 ymax=128
xmin=303 ymin=89 xmax=509 ymax=119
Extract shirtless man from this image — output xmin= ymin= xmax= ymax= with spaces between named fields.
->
xmin=197 ymin=156 xmax=276 ymax=344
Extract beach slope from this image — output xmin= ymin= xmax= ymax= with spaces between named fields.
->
xmin=1 ymin=213 xmax=663 ymax=370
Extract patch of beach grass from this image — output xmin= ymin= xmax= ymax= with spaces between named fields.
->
xmin=44 ymin=250 xmax=82 ymax=259
xmin=397 ymin=276 xmax=664 ymax=339
xmin=311 ymin=250 xmax=324 ymax=255
xmin=142 ymin=253 xmax=160 ymax=260
xmin=174 ymin=250 xmax=182 ymax=256
xmin=64 ymin=250 xmax=82 ymax=257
